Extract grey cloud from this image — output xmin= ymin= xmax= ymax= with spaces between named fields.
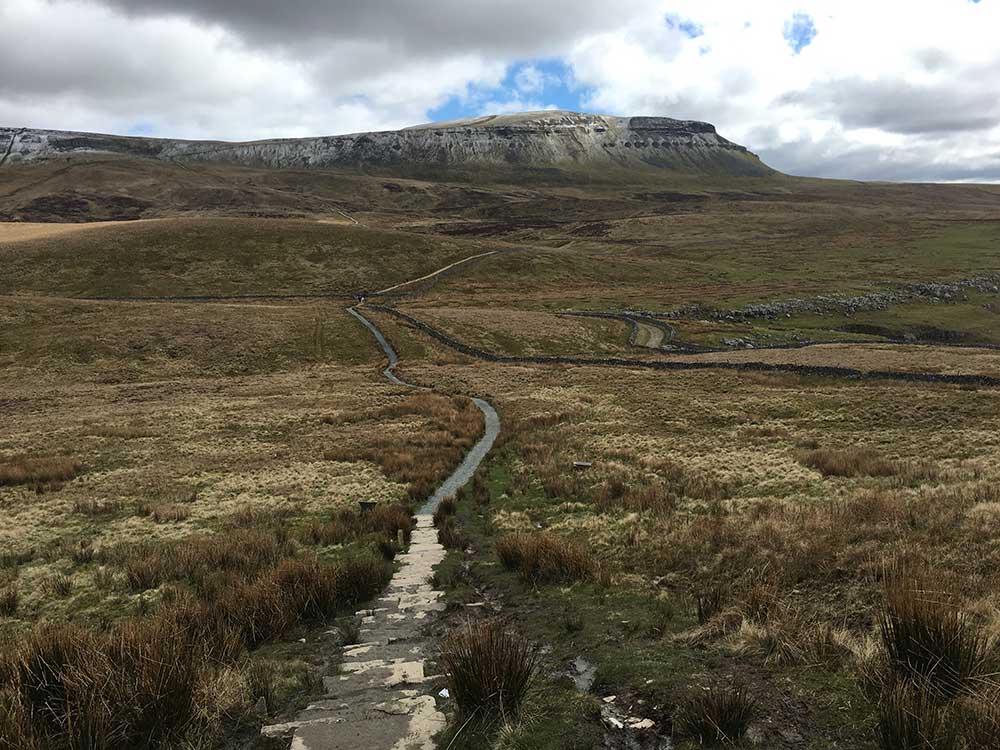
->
xmin=96 ymin=0 xmax=645 ymax=56
xmin=753 ymin=128 xmax=1000 ymax=182
xmin=777 ymin=77 xmax=1000 ymax=135
xmin=913 ymin=48 xmax=954 ymax=72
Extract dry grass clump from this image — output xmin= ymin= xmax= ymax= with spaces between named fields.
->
xmin=867 ymin=565 xmax=1000 ymax=750
xmin=437 ymin=517 xmax=468 ymax=550
xmin=299 ymin=505 xmax=413 ymax=548
xmin=1 ymin=620 xmax=199 ymax=749
xmin=797 ymin=446 xmax=935 ymax=483
xmin=433 ymin=496 xmax=457 ymax=526
xmin=72 ymin=498 xmax=121 ymax=517
xmin=135 ymin=502 xmax=191 ymax=523
xmin=495 ymin=532 xmax=596 ymax=584
xmin=433 ymin=492 xmax=465 ymax=549
xmin=119 ymin=529 xmax=292 ymax=592
xmin=673 ymin=684 xmax=758 ymax=745
xmin=0 ymin=455 xmax=81 ymax=488
xmin=0 ymin=551 xmax=391 ymax=749
xmin=876 ymin=684 xmax=959 ymax=750
xmin=226 ymin=506 xmax=294 ymax=528
xmin=43 ymin=574 xmax=72 ymax=598
xmin=440 ymin=619 xmax=540 ymax=722
xmin=878 ymin=566 xmax=993 ymax=699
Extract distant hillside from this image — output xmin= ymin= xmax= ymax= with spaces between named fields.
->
xmin=0 ymin=111 xmax=773 ymax=176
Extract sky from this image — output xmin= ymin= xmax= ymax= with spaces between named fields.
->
xmin=2 ymin=0 xmax=999 ymax=181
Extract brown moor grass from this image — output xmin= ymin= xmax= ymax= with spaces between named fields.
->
xmin=495 ymin=532 xmax=597 ymax=584
xmin=0 ymin=548 xmax=392 ymax=748
xmin=324 ymin=393 xmax=483 ymax=503
xmin=0 ymin=456 xmax=81 ymax=488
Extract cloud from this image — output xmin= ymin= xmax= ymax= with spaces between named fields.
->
xmin=513 ymin=65 xmax=547 ymax=95
xmin=2 ymin=0 xmax=1000 ymax=181
xmin=777 ymin=76 xmax=1000 ymax=135
xmin=97 ymin=0 xmax=646 ymax=57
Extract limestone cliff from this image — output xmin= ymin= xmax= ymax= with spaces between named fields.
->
xmin=0 ymin=111 xmax=772 ymax=175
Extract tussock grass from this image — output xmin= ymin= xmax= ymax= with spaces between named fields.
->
xmin=441 ymin=620 xmax=540 ymax=722
xmin=697 ymin=585 xmax=730 ymax=625
xmin=797 ymin=446 xmax=935 ymax=483
xmin=0 ymin=551 xmax=391 ymax=748
xmin=437 ymin=517 xmax=468 ymax=550
xmin=299 ymin=505 xmax=413 ymax=548
xmin=72 ymin=498 xmax=121 ymax=517
xmin=879 ymin=566 xmax=994 ymax=699
xmin=495 ymin=532 xmax=596 ymax=584
xmin=867 ymin=566 xmax=1000 ymax=750
xmin=673 ymin=684 xmax=758 ymax=745
xmin=876 ymin=683 xmax=959 ymax=750
xmin=43 ymin=574 xmax=72 ymax=598
xmin=433 ymin=496 xmax=457 ymax=527
xmin=119 ymin=528 xmax=292 ymax=592
xmin=0 ymin=455 xmax=81 ymax=488
xmin=136 ymin=502 xmax=191 ymax=523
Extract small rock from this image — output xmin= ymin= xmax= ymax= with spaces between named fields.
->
xmin=626 ymin=717 xmax=656 ymax=731
xmin=603 ymin=695 xmax=617 ymax=703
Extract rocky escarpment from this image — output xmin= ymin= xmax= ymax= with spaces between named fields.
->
xmin=0 ymin=111 xmax=772 ymax=175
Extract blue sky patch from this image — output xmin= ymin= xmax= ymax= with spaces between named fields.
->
xmin=665 ymin=13 xmax=704 ymax=39
xmin=784 ymin=12 xmax=818 ymax=54
xmin=428 ymin=58 xmax=586 ymax=122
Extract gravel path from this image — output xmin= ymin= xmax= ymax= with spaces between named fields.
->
xmin=373 ymin=251 xmax=499 ymax=295
xmin=262 ymin=305 xmax=499 ymax=749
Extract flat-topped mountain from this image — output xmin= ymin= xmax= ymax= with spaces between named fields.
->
xmin=0 ymin=111 xmax=772 ymax=176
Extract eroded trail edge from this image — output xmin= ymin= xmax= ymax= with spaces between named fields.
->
xmin=262 ymin=307 xmax=499 ymax=750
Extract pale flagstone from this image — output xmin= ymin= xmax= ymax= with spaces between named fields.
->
xmin=262 ymin=514 xmax=451 ymax=749
xmin=260 ymin=308 xmax=500 ymax=749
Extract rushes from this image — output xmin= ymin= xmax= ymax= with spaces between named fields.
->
xmin=495 ymin=532 xmax=596 ymax=584
xmin=878 ymin=566 xmax=992 ymax=699
xmin=440 ymin=620 xmax=540 ymax=722
xmin=673 ymin=684 xmax=758 ymax=746
xmin=797 ymin=446 xmax=935 ymax=483
xmin=120 ymin=529 xmax=291 ymax=592
xmin=870 ymin=564 xmax=1000 ymax=750
xmin=0 ymin=551 xmax=391 ymax=749
xmin=299 ymin=505 xmax=413 ymax=548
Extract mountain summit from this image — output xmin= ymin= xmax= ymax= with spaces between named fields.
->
xmin=1 ymin=111 xmax=772 ymax=176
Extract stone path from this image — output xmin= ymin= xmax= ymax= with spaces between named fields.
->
xmin=263 ymin=515 xmax=449 ymax=749
xmin=261 ymin=304 xmax=499 ymax=749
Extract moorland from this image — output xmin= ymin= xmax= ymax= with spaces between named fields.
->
xmin=1 ymin=137 xmax=1000 ymax=749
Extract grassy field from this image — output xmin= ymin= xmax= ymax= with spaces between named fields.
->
xmin=0 ymin=286 xmax=484 ymax=746
xmin=2 ymin=153 xmax=1000 ymax=748
xmin=407 ymin=355 xmax=1000 ymax=749
xmin=0 ymin=218 xmax=486 ymax=298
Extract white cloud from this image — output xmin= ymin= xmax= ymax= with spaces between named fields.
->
xmin=513 ymin=65 xmax=546 ymax=94
xmin=2 ymin=0 xmax=1000 ymax=179
xmin=567 ymin=0 xmax=1000 ymax=179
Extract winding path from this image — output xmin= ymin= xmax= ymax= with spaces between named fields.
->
xmin=374 ymin=250 xmax=499 ymax=295
xmin=262 ymin=306 xmax=499 ymax=749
